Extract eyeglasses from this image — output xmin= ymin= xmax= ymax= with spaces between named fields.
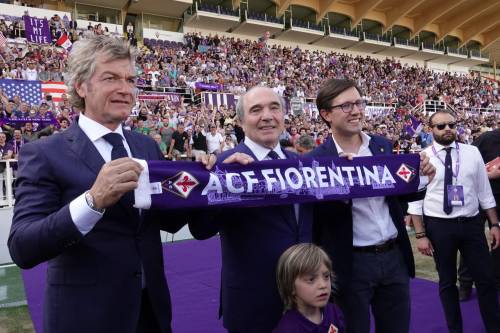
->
xmin=432 ymin=122 xmax=456 ymax=130
xmin=329 ymin=99 xmax=367 ymax=113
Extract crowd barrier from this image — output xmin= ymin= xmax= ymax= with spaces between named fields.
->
xmin=0 ymin=159 xmax=16 ymax=208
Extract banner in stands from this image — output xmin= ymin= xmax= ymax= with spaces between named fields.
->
xmin=290 ymin=97 xmax=304 ymax=116
xmin=23 ymin=16 xmax=51 ymax=44
xmin=195 ymin=82 xmax=223 ymax=91
xmin=202 ymin=92 xmax=238 ymax=108
xmin=0 ymin=117 xmax=58 ymax=128
xmin=202 ymin=92 xmax=291 ymax=113
xmin=134 ymin=154 xmax=422 ymax=210
xmin=365 ymin=106 xmax=395 ymax=118
xmin=137 ymin=93 xmax=182 ymax=104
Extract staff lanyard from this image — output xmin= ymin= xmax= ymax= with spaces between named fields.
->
xmin=432 ymin=142 xmax=460 ymax=180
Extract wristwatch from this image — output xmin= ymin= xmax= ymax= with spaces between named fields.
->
xmin=85 ymin=191 xmax=105 ymax=214
xmin=490 ymin=222 xmax=500 ymax=229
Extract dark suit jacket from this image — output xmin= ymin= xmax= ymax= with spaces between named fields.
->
xmin=189 ymin=142 xmax=314 ymax=333
xmin=307 ymin=135 xmax=422 ymax=296
xmin=8 ymin=123 xmax=184 ymax=333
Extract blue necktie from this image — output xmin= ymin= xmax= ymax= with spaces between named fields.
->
xmin=102 ymin=133 xmax=134 ymax=207
xmin=443 ymin=147 xmax=453 ymax=215
xmin=102 ymin=133 xmax=128 ymax=160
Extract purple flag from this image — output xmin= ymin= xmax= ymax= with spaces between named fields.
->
xmin=135 ymin=154 xmax=421 ymax=210
xmin=405 ymin=115 xmax=423 ymax=137
xmin=23 ymin=16 xmax=52 ymax=44
xmin=195 ymin=82 xmax=223 ymax=91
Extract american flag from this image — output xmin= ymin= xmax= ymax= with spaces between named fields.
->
xmin=0 ymin=79 xmax=67 ymax=105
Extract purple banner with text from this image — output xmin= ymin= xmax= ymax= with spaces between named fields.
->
xmin=135 ymin=154 xmax=421 ymax=210
xmin=23 ymin=16 xmax=52 ymax=44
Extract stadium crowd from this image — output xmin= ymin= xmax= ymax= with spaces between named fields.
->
xmin=0 ymin=29 xmax=498 ymax=162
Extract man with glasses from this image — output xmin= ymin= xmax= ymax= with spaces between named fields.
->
xmin=307 ymin=78 xmax=435 ymax=333
xmin=409 ymin=110 xmax=500 ymax=333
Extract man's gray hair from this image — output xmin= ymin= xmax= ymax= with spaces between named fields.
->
xmin=65 ymin=35 xmax=137 ymax=110
xmin=235 ymin=86 xmax=285 ymax=121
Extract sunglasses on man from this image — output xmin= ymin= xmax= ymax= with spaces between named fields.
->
xmin=432 ymin=122 xmax=456 ymax=130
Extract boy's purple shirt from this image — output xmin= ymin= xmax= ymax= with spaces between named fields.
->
xmin=272 ymin=303 xmax=344 ymax=333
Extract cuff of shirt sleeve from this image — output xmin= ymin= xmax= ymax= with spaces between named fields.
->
xmin=69 ymin=192 xmax=104 ymax=235
xmin=407 ymin=200 xmax=424 ymax=215
xmin=417 ymin=175 xmax=428 ymax=191
xmin=134 ymin=158 xmax=152 ymax=210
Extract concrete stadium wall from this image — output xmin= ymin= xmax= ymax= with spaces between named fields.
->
xmin=0 ymin=3 xmax=70 ymax=20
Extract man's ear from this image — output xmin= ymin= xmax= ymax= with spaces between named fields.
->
xmin=75 ymin=81 xmax=86 ymax=98
xmin=319 ymin=109 xmax=331 ymax=124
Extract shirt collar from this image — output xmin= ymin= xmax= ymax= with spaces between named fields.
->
xmin=331 ymin=132 xmax=371 ymax=155
xmin=244 ymin=136 xmax=284 ymax=161
xmin=433 ymin=140 xmax=456 ymax=152
xmin=78 ymin=113 xmax=125 ymax=143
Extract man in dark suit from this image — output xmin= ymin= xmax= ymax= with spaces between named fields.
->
xmin=8 ymin=36 xmax=184 ymax=333
xmin=189 ymin=86 xmax=313 ymax=333
xmin=307 ymin=78 xmax=434 ymax=333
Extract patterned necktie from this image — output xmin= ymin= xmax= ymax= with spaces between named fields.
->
xmin=267 ymin=150 xmax=297 ymax=224
xmin=443 ymin=147 xmax=453 ymax=215
xmin=102 ymin=133 xmax=134 ymax=207
xmin=267 ymin=150 xmax=280 ymax=160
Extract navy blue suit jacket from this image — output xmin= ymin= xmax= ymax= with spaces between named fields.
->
xmin=189 ymin=142 xmax=314 ymax=333
xmin=8 ymin=123 xmax=183 ymax=333
xmin=306 ymin=135 xmax=421 ymax=296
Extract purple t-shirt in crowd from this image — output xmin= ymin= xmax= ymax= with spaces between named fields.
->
xmin=272 ymin=303 xmax=344 ymax=333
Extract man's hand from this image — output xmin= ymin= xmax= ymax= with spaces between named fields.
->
xmin=416 ymin=237 xmax=434 ymax=257
xmin=490 ymin=227 xmax=500 ymax=250
xmin=419 ymin=152 xmax=436 ymax=183
xmin=89 ymin=157 xmax=143 ymax=210
xmin=339 ymin=152 xmax=355 ymax=160
xmin=222 ymin=152 xmax=254 ymax=165
xmin=486 ymin=161 xmax=500 ymax=180
xmin=200 ymin=153 xmax=217 ymax=170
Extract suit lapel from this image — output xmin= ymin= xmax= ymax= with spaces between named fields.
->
xmin=123 ymin=130 xmax=147 ymax=160
xmin=323 ymin=136 xmax=339 ymax=156
xmin=63 ymin=123 xmax=105 ymax=176
xmin=237 ymin=142 xmax=258 ymax=160
xmin=368 ymin=136 xmax=387 ymax=156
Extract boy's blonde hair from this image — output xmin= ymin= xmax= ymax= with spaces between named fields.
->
xmin=276 ymin=243 xmax=333 ymax=311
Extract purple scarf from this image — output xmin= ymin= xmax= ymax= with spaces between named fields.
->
xmin=136 ymin=154 xmax=421 ymax=210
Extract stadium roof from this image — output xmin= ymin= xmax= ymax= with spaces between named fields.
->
xmin=270 ymin=0 xmax=500 ymax=62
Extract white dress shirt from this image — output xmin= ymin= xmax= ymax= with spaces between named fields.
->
xmin=244 ymin=137 xmax=299 ymax=219
xmin=244 ymin=136 xmax=285 ymax=161
xmin=407 ymin=141 xmax=496 ymax=218
xmin=69 ymin=114 xmax=132 ymax=235
xmin=332 ymin=133 xmax=398 ymax=246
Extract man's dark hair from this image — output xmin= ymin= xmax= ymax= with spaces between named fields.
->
xmin=428 ymin=110 xmax=455 ymax=127
xmin=316 ymin=78 xmax=363 ymax=125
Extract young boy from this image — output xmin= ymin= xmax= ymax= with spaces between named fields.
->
xmin=274 ymin=243 xmax=344 ymax=333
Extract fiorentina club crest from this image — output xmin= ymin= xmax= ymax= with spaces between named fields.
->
xmin=328 ymin=324 xmax=338 ymax=333
xmin=162 ymin=171 xmax=199 ymax=199
xmin=396 ymin=163 xmax=416 ymax=183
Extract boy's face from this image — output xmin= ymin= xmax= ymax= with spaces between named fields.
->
xmin=293 ymin=263 xmax=331 ymax=314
